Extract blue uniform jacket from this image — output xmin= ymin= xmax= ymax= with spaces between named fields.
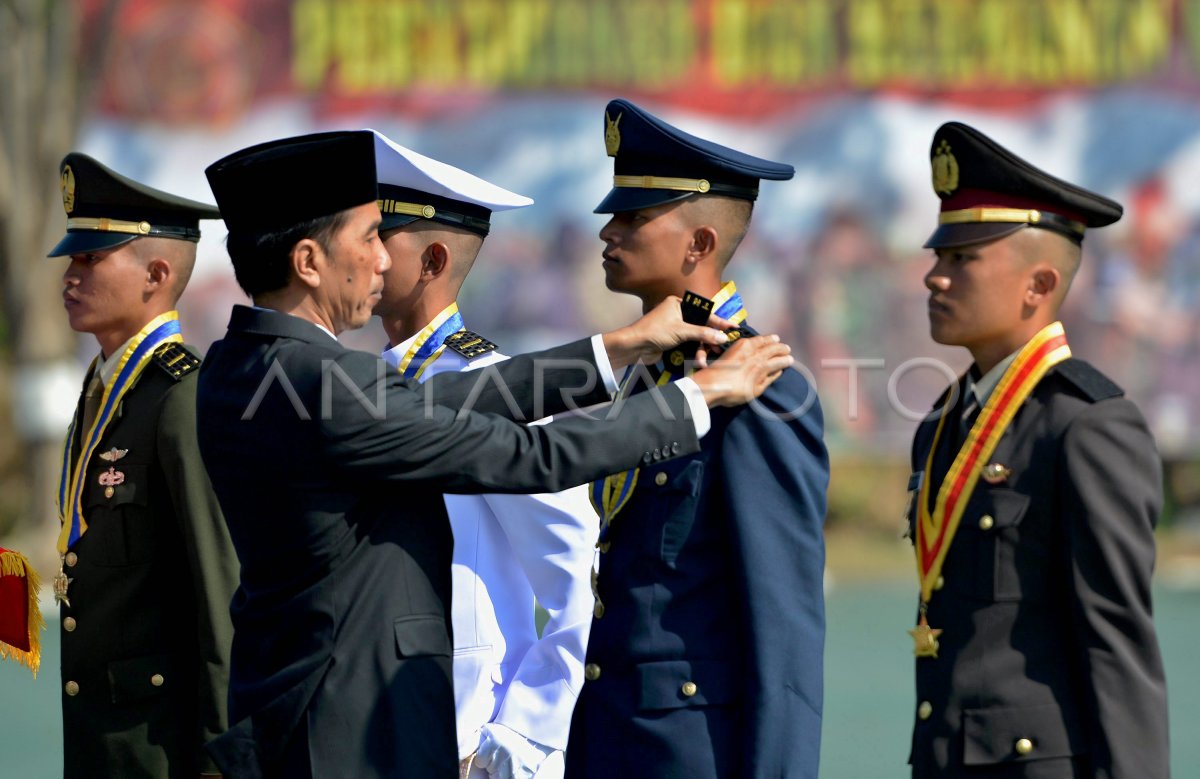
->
xmin=567 ymin=361 xmax=829 ymax=778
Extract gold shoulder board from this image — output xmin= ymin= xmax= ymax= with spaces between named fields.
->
xmin=152 ymin=342 xmax=200 ymax=381
xmin=444 ymin=330 xmax=497 ymax=360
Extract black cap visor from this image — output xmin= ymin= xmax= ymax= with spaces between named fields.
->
xmin=594 ymin=186 xmax=698 ymax=215
xmin=379 ymin=213 xmax=423 ymax=234
xmin=47 ymin=230 xmax=139 ymax=258
xmin=923 ymin=221 xmax=1029 ymax=250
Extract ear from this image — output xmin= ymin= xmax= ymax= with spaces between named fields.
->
xmin=685 ymin=225 xmax=719 ymax=267
xmin=422 ymin=242 xmax=451 ymax=281
xmin=1025 ymin=264 xmax=1060 ymax=307
xmin=145 ymin=257 xmax=171 ymax=292
xmin=290 ymin=238 xmax=324 ymax=289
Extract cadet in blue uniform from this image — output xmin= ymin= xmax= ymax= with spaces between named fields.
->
xmin=49 ymin=153 xmax=237 ymax=778
xmin=566 ymin=99 xmax=830 ymax=779
xmin=905 ymin=123 xmax=1169 ymax=778
xmin=195 ymin=130 xmax=797 ymax=778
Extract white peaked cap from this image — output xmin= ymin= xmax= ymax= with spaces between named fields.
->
xmin=369 ymin=129 xmax=532 ymax=211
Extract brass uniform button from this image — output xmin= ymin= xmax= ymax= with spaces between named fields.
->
xmin=64 ymin=681 xmax=79 ymax=696
xmin=681 ymin=681 xmax=697 ymax=697
xmin=934 ymin=576 xmax=945 ymax=591
xmin=978 ymin=514 xmax=994 ymax=531
xmin=594 ymin=601 xmax=605 ymax=619
xmin=917 ymin=701 xmax=933 ymax=720
xmin=150 ymin=674 xmax=165 ymax=687
xmin=63 ymin=617 xmax=77 ymax=632
xmin=65 ymin=552 xmax=78 ymax=568
xmin=584 ymin=663 xmax=601 ymax=681
xmin=1015 ymin=738 xmax=1033 ymax=756
xmin=654 ymin=472 xmax=668 ymax=487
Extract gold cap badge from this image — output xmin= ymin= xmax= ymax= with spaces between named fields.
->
xmin=605 ymin=111 xmax=622 ymax=157
xmin=932 ymin=139 xmax=959 ymax=196
xmin=61 ymin=165 xmax=76 ymax=214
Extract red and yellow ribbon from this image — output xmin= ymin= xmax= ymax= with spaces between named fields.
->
xmin=916 ymin=321 xmax=1071 ymax=603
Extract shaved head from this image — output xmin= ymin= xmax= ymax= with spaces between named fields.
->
xmin=132 ymin=236 xmax=198 ymax=304
xmin=677 ymin=195 xmax=753 ymax=268
xmin=1009 ymin=227 xmax=1082 ymax=311
xmin=398 ymin=221 xmax=484 ymax=285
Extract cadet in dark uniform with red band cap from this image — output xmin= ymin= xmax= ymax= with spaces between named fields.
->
xmin=905 ymin=122 xmax=1169 ymax=778
xmin=49 ymin=153 xmax=237 ymax=778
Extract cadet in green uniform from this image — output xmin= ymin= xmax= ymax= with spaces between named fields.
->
xmin=49 ymin=153 xmax=238 ymax=778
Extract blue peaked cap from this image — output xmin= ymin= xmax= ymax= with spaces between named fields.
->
xmin=594 ymin=98 xmax=794 ymax=214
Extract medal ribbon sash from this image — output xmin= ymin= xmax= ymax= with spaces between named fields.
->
xmin=711 ymin=281 xmax=746 ymax=326
xmin=57 ymin=311 xmax=183 ymax=554
xmin=395 ymin=302 xmax=465 ymax=381
xmin=589 ymin=281 xmax=745 ymax=537
xmin=915 ymin=321 xmax=1070 ymax=602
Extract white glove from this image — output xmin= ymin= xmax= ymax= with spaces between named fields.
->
xmin=473 ymin=723 xmax=555 ymax=779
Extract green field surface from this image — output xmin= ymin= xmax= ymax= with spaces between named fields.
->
xmin=2 ymin=584 xmax=1195 ymax=777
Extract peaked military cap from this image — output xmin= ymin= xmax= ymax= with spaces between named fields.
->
xmin=370 ymin=130 xmax=532 ymax=237
xmin=48 ymin=153 xmax=221 ymax=257
xmin=924 ymin=122 xmax=1123 ymax=249
xmin=205 ymin=130 xmax=378 ymax=237
xmin=595 ymin=98 xmax=794 ymax=214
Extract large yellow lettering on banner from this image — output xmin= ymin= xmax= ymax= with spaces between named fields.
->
xmin=292 ymin=0 xmax=1175 ymax=93
xmin=845 ymin=0 xmax=1171 ymax=88
xmin=292 ymin=0 xmax=694 ymax=92
xmin=713 ymin=0 xmax=837 ymax=86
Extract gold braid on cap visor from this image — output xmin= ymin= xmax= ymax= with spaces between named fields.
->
xmin=938 ymin=207 xmax=1085 ymax=237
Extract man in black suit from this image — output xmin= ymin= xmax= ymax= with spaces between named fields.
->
xmin=196 ymin=130 xmax=794 ymax=778
xmin=905 ymin=122 xmax=1169 ymax=778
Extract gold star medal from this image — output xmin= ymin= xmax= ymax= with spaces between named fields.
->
xmin=53 ymin=556 xmax=73 ymax=608
xmin=909 ymin=611 xmax=943 ymax=658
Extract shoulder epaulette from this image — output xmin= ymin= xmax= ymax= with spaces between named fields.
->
xmin=444 ymin=330 xmax=497 ymax=360
xmin=152 ymin=342 xmax=200 ymax=381
xmin=1053 ymin=358 xmax=1124 ymax=402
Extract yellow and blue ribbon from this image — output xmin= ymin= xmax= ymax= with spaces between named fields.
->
xmin=57 ymin=311 xmax=183 ymax=554
xmin=395 ymin=303 xmax=466 ymax=381
xmin=590 ymin=281 xmax=746 ymax=540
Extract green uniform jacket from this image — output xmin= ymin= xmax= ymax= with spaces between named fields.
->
xmin=59 ymin=343 xmax=238 ymax=778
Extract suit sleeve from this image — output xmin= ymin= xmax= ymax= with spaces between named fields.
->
xmin=324 ymin=349 xmax=699 ymax=495
xmin=721 ymin=378 xmax=829 ymax=779
xmin=157 ymin=374 xmax=240 ymax=773
xmin=423 ymin=338 xmax=611 ymax=420
xmin=482 ymin=485 xmax=598 ymax=751
xmin=1060 ymin=398 xmax=1169 ymax=779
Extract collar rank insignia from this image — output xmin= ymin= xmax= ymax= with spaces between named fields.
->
xmin=445 ymin=330 xmax=497 ymax=360
xmin=932 ymin=139 xmax=959 ymax=195
xmin=981 ymin=462 xmax=1012 ymax=485
xmin=98 ymin=447 xmax=128 ymax=462
xmin=605 ymin=110 xmax=622 ymax=157
xmin=153 ymin=343 xmax=200 ymax=381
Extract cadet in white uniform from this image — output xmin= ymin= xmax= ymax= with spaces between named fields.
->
xmin=370 ymin=130 xmax=596 ymax=779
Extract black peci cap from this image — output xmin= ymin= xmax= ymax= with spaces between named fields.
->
xmin=924 ymin=122 xmax=1123 ymax=249
xmin=205 ymin=130 xmax=379 ymax=237
xmin=48 ymin=153 xmax=221 ymax=257
xmin=595 ymin=98 xmax=793 ymax=214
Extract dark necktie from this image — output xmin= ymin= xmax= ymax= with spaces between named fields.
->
xmin=81 ymin=374 xmax=103 ymax=435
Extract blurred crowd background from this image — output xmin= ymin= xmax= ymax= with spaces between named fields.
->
xmin=3 ymin=0 xmax=1200 ymax=571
